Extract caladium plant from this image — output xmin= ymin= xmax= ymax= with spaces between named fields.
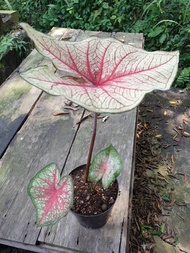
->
xmin=88 ymin=144 xmax=122 ymax=189
xmin=27 ymin=163 xmax=73 ymax=226
xmin=20 ymin=23 xmax=179 ymax=226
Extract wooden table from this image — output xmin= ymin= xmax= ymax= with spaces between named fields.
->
xmin=0 ymin=28 xmax=143 ymax=253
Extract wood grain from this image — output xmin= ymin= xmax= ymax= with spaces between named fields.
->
xmin=0 ymin=49 xmax=43 ymax=157
xmin=0 ymin=93 xmax=83 ymax=244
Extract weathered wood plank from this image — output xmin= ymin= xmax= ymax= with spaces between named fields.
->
xmin=0 ymin=49 xmax=43 ymax=158
xmin=0 ymin=92 xmax=83 ymax=245
xmin=0 ymin=239 xmax=51 ymax=253
xmin=49 ymin=27 xmax=143 ymax=46
xmin=0 ymin=28 xmax=83 ymax=246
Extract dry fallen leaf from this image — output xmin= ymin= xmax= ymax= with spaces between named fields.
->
xmin=52 ymin=111 xmax=69 ymax=116
xmin=171 ymin=155 xmax=175 ymax=164
xmin=182 ymin=131 xmax=190 ymax=137
xmin=183 ymin=118 xmax=189 ymax=124
xmin=173 ymin=127 xmax=180 ymax=134
xmin=176 ymin=125 xmax=183 ymax=130
xmin=114 ymin=37 xmax=125 ymax=43
xmin=173 ymin=134 xmax=180 ymax=142
xmin=184 ymin=111 xmax=189 ymax=117
xmin=169 ymin=100 xmax=181 ymax=106
xmin=102 ymin=116 xmax=109 ymax=123
xmin=64 ymin=105 xmax=78 ymax=111
xmin=163 ymin=144 xmax=171 ymax=149
xmin=184 ymin=174 xmax=187 ymax=183
xmin=146 ymin=109 xmax=153 ymax=112
xmin=155 ymin=134 xmax=163 ymax=139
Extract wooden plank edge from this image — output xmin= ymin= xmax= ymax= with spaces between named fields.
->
xmin=0 ymin=90 xmax=43 ymax=159
xmin=0 ymin=238 xmax=86 ymax=253
xmin=0 ymin=239 xmax=49 ymax=253
xmin=39 ymin=243 xmax=86 ymax=253
xmin=126 ymin=110 xmax=138 ymax=253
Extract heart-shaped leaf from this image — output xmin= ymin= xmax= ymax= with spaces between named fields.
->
xmin=28 ymin=163 xmax=73 ymax=227
xmin=88 ymin=145 xmax=122 ymax=189
xmin=20 ymin=23 xmax=179 ymax=113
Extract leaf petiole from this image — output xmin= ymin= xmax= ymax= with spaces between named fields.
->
xmin=84 ymin=112 xmax=98 ymax=182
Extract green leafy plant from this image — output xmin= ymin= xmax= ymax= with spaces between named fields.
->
xmin=176 ymin=67 xmax=190 ymax=90
xmin=88 ymin=145 xmax=122 ymax=189
xmin=0 ymin=0 xmax=13 ymax=10
xmin=141 ymin=223 xmax=166 ymax=237
xmin=131 ymin=0 xmax=190 ymax=89
xmin=0 ymin=34 xmax=28 ymax=72
xmin=0 ymin=34 xmax=28 ymax=61
xmin=20 ymin=23 xmax=179 ymax=227
xmin=0 ymin=35 xmax=14 ymax=61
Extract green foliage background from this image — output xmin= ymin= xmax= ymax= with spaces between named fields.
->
xmin=0 ymin=34 xmax=27 ymax=60
xmin=1 ymin=0 xmax=190 ymax=88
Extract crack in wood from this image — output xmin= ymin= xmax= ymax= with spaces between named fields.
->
xmin=61 ymin=109 xmax=85 ymax=174
xmin=119 ymin=217 xmax=125 ymax=253
xmin=0 ymin=91 xmax=43 ymax=159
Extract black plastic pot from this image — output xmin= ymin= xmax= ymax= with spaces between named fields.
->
xmin=70 ymin=165 xmax=118 ymax=229
xmin=70 ymin=203 xmax=116 ymax=229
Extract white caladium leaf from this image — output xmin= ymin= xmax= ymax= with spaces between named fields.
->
xmin=88 ymin=145 xmax=122 ymax=189
xmin=27 ymin=163 xmax=73 ymax=227
xmin=20 ymin=23 xmax=179 ymax=113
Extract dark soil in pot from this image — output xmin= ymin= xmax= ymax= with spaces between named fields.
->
xmin=70 ymin=164 xmax=118 ymax=228
xmin=70 ymin=164 xmax=118 ymax=215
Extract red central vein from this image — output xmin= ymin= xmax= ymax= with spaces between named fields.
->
xmin=39 ymin=37 xmax=89 ymax=80
xmin=96 ymin=41 xmax=113 ymax=84
xmin=101 ymin=54 xmax=175 ymax=85
xmin=105 ymin=50 xmax=138 ymax=83
xmin=86 ymin=41 xmax=95 ymax=83
xmin=35 ymin=34 xmax=175 ymax=94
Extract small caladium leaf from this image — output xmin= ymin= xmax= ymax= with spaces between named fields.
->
xmin=20 ymin=23 xmax=179 ymax=114
xmin=88 ymin=145 xmax=122 ymax=189
xmin=27 ymin=163 xmax=73 ymax=227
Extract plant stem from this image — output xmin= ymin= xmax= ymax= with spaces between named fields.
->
xmin=84 ymin=112 xmax=97 ymax=182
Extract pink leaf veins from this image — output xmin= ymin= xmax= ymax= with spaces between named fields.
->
xmin=20 ymin=23 xmax=179 ymax=113
xmin=28 ymin=163 xmax=73 ymax=226
xmin=89 ymin=145 xmax=122 ymax=189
